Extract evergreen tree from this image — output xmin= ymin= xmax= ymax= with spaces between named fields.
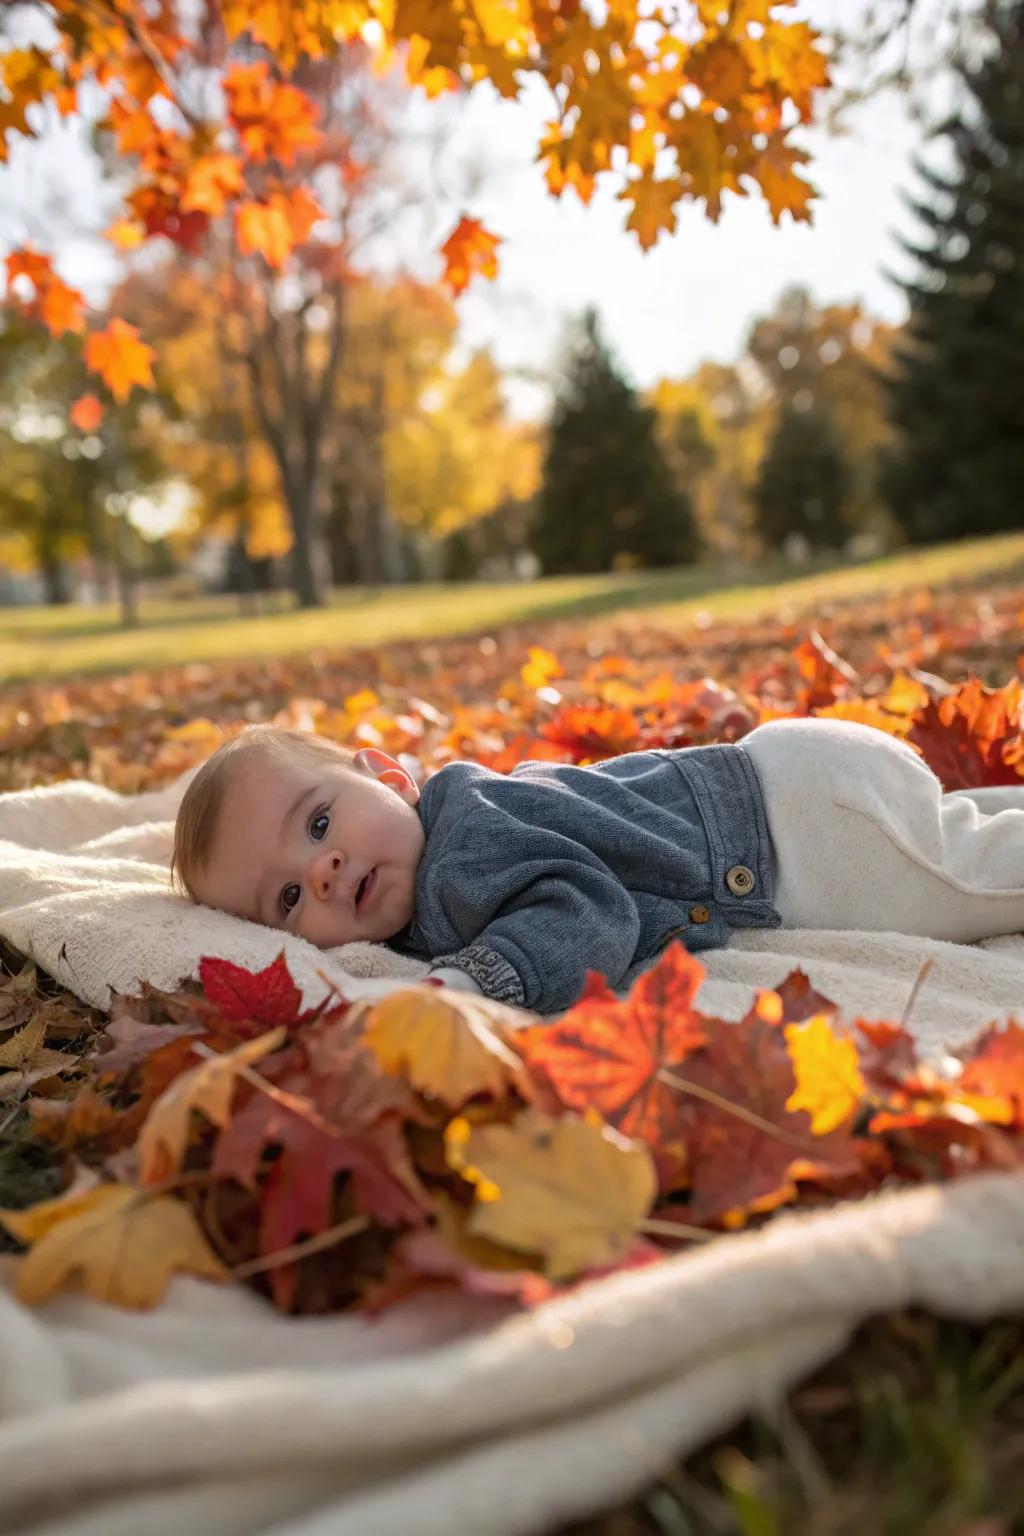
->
xmin=754 ymin=403 xmax=852 ymax=551
xmin=530 ymin=308 xmax=699 ymax=574
xmin=881 ymin=2 xmax=1024 ymax=542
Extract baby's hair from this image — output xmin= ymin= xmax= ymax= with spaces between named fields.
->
xmin=171 ymin=724 xmax=360 ymax=900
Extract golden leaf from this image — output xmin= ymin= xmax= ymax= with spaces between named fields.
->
xmin=784 ymin=1015 xmax=866 ymax=1135
xmin=445 ymin=1107 xmax=656 ymax=1281
xmin=0 ymin=1185 xmax=226 ymax=1307
xmin=359 ymin=987 xmax=525 ymax=1108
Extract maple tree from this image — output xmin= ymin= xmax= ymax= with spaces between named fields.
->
xmin=1 ymin=0 xmax=831 ymax=340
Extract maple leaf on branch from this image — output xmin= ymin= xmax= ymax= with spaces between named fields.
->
xmin=440 ymin=216 xmax=502 ymax=297
xmin=5 ymin=248 xmax=86 ymax=337
xmin=83 ymin=318 xmax=156 ymax=402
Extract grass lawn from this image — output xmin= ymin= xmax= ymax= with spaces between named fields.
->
xmin=3 ymin=530 xmax=1024 ymax=684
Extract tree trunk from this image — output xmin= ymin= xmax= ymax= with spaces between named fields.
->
xmin=286 ymin=476 xmax=328 ymax=608
xmin=109 ymin=511 xmax=139 ymax=628
xmin=36 ymin=518 xmax=70 ymax=605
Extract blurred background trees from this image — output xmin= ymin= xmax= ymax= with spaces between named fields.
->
xmin=880 ymin=0 xmax=1024 ymax=542
xmin=530 ymin=308 xmax=698 ymax=575
xmin=0 ymin=1 xmax=1020 ymax=604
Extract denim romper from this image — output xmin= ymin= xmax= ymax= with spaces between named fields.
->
xmin=388 ymin=745 xmax=782 ymax=1015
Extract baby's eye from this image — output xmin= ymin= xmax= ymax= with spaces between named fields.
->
xmin=310 ymin=810 xmax=330 ymax=841
xmin=281 ymin=883 xmax=301 ymax=914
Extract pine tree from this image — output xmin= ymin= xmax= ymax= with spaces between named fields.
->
xmin=881 ymin=2 xmax=1024 ymax=542
xmin=753 ymin=403 xmax=852 ymax=551
xmin=530 ymin=308 xmax=699 ymax=574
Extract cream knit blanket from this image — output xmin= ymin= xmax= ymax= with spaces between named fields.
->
xmin=2 ymin=770 xmax=1024 ymax=1536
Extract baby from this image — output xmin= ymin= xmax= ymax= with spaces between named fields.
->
xmin=172 ymin=718 xmax=1024 ymax=1015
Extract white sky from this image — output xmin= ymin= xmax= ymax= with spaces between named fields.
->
xmin=0 ymin=0 xmax=961 ymax=423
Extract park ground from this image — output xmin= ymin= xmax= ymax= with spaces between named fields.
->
xmin=4 ymin=530 xmax=1024 ymax=684
xmin=4 ymin=531 xmax=1024 ymax=1535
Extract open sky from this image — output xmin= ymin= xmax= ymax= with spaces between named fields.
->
xmin=0 ymin=0 xmax=961 ymax=423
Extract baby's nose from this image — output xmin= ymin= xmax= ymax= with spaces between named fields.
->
xmin=313 ymin=851 xmax=343 ymax=899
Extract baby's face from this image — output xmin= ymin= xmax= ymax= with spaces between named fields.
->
xmin=192 ymin=746 xmax=425 ymax=948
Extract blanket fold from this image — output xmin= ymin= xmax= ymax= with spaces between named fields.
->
xmin=2 ymin=768 xmax=1024 ymax=1535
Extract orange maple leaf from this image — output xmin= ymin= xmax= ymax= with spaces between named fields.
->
xmin=235 ymin=186 xmax=322 ymax=268
xmin=84 ymin=318 xmax=156 ymax=402
xmin=223 ymin=62 xmax=321 ymax=164
xmin=6 ymin=247 xmax=85 ymax=337
xmin=440 ymin=215 xmax=502 ymax=296
xmin=517 ymin=943 xmax=708 ymax=1152
xmin=180 ymin=151 xmax=247 ymax=215
xmin=69 ymin=394 xmax=104 ymax=432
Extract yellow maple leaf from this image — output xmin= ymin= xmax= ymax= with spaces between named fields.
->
xmin=520 ymin=646 xmax=563 ymax=690
xmin=138 ymin=1027 xmax=285 ymax=1184
xmin=445 ymin=1107 xmax=656 ymax=1281
xmin=784 ymin=1014 xmax=866 ymax=1135
xmin=470 ymin=0 xmax=531 ymax=48
xmin=105 ymin=218 xmax=146 ymax=250
xmin=358 ymin=987 xmax=525 ymax=1108
xmin=812 ymin=700 xmax=909 ymax=737
xmin=751 ymin=135 xmax=816 ymax=226
xmin=0 ymin=1185 xmax=226 ymax=1308
xmin=879 ymin=670 xmax=931 ymax=718
xmin=84 ymin=319 xmax=156 ymax=403
xmin=617 ymin=170 xmax=680 ymax=252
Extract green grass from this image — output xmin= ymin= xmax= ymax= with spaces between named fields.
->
xmin=563 ymin=1311 xmax=1024 ymax=1536
xmin=4 ymin=531 xmax=1024 ymax=684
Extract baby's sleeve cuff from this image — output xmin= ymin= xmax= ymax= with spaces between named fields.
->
xmin=428 ymin=944 xmax=525 ymax=1007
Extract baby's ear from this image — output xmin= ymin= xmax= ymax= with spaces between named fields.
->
xmin=353 ymin=748 xmax=419 ymax=804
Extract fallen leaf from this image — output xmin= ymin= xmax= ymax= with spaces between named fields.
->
xmin=517 ymin=941 xmax=707 ymax=1150
xmin=137 ymin=1027 xmax=285 ymax=1184
xmin=445 ymin=1107 xmax=656 ymax=1281
xmin=784 ymin=1014 xmax=866 ymax=1134
xmin=358 ymin=985 xmax=526 ymax=1108
xmin=0 ymin=1184 xmax=226 ymax=1306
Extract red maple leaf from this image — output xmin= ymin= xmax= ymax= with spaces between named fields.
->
xmin=772 ymin=967 xmax=839 ymax=1024
xmin=213 ymin=1087 xmax=429 ymax=1307
xmin=855 ymin=1018 xmax=922 ymax=1094
xmin=198 ymin=951 xmax=336 ymax=1034
xmin=669 ymin=1004 xmax=861 ymax=1224
xmin=908 ymin=678 xmax=1024 ymax=789
xmin=517 ymin=942 xmax=708 ymax=1156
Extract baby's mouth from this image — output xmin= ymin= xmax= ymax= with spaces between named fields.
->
xmin=355 ymin=868 xmax=376 ymax=910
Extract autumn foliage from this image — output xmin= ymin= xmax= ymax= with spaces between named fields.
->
xmin=2 ymin=0 xmax=830 ymax=411
xmin=4 ymin=934 xmax=1024 ymax=1315
xmin=3 ymin=573 xmax=1024 ymax=1314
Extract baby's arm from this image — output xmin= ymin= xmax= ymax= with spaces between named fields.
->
xmin=427 ymin=864 xmax=642 ymax=1015
xmin=428 ymin=965 xmax=484 ymax=995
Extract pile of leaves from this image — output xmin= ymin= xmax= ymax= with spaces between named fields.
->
xmin=2 ymin=933 xmax=1023 ymax=1316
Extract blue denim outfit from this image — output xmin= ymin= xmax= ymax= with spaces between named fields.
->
xmin=388 ymin=744 xmax=782 ymax=1015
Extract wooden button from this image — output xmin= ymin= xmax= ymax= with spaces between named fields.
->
xmin=725 ymin=865 xmax=755 ymax=896
xmin=689 ymin=905 xmax=711 ymax=924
